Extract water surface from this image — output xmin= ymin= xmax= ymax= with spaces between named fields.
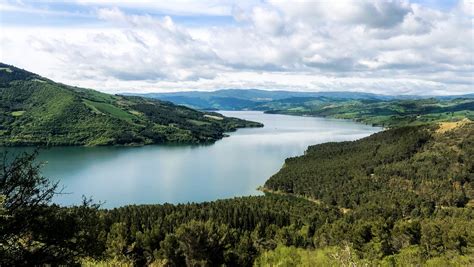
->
xmin=4 ymin=111 xmax=381 ymax=208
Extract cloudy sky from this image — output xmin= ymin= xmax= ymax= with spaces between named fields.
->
xmin=0 ymin=0 xmax=473 ymax=95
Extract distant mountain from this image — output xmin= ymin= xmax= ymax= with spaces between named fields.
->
xmin=146 ymin=89 xmax=392 ymax=100
xmin=128 ymin=89 xmax=474 ymax=110
xmin=0 ymin=63 xmax=261 ymax=146
xmin=436 ymin=93 xmax=474 ymax=100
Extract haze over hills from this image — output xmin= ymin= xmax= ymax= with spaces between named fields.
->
xmin=0 ymin=63 xmax=261 ymax=146
xmin=129 ymin=89 xmax=474 ymax=111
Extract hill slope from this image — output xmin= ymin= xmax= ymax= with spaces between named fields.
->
xmin=262 ymin=97 xmax=474 ymax=127
xmin=0 ymin=63 xmax=262 ymax=146
xmin=264 ymin=120 xmax=474 ymax=209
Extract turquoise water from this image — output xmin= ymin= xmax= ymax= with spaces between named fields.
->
xmin=3 ymin=111 xmax=381 ymax=208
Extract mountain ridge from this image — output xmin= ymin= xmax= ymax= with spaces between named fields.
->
xmin=127 ymin=89 xmax=474 ymax=110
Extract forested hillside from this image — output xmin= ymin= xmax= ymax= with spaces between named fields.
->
xmin=2 ymin=120 xmax=473 ymax=266
xmin=0 ymin=63 xmax=262 ymax=146
xmin=263 ymin=97 xmax=474 ymax=128
xmin=265 ymin=120 xmax=473 ymax=208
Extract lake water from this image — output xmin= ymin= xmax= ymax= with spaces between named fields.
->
xmin=3 ymin=111 xmax=381 ymax=208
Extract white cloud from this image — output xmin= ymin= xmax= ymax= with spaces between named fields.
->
xmin=0 ymin=0 xmax=472 ymax=95
xmin=267 ymin=0 xmax=412 ymax=29
xmin=458 ymin=0 xmax=474 ymax=16
xmin=250 ymin=6 xmax=284 ymax=35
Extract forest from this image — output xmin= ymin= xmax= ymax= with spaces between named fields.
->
xmin=1 ymin=119 xmax=473 ymax=266
xmin=0 ymin=63 xmax=262 ymax=147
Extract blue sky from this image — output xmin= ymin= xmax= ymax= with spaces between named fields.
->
xmin=0 ymin=0 xmax=245 ymax=27
xmin=0 ymin=0 xmax=473 ymax=95
xmin=0 ymin=0 xmax=460 ymax=27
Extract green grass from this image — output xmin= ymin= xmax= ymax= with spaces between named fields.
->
xmin=11 ymin=110 xmax=25 ymax=116
xmin=83 ymin=100 xmax=102 ymax=114
xmin=187 ymin=119 xmax=211 ymax=126
xmin=73 ymin=87 xmax=117 ymax=103
xmin=0 ymin=67 xmax=13 ymax=73
xmin=83 ymin=99 xmax=137 ymax=122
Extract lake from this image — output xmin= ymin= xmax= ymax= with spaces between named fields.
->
xmin=3 ymin=111 xmax=381 ymax=208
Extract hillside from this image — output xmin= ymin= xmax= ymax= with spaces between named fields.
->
xmin=257 ymin=120 xmax=474 ymax=264
xmin=264 ymin=120 xmax=474 ymax=209
xmin=0 ymin=63 xmax=262 ymax=146
xmin=263 ymin=97 xmax=474 ymax=128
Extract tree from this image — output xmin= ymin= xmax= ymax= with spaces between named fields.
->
xmin=105 ymin=222 xmax=129 ymax=261
xmin=0 ymin=151 xmax=100 ymax=265
xmin=160 ymin=234 xmax=186 ymax=266
xmin=0 ymin=151 xmax=58 ymax=264
xmin=175 ymin=220 xmax=234 ymax=266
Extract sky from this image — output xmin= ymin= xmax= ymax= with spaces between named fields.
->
xmin=0 ymin=0 xmax=473 ymax=95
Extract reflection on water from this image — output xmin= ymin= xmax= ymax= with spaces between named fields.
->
xmin=2 ymin=111 xmax=381 ymax=208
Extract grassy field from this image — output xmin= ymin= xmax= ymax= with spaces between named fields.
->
xmin=83 ymin=99 xmax=137 ymax=122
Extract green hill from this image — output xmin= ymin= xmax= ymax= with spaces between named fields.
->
xmin=264 ymin=120 xmax=473 ymax=209
xmin=0 ymin=63 xmax=262 ymax=146
xmin=262 ymin=97 xmax=474 ymax=128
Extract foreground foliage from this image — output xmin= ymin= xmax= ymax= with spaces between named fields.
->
xmin=0 ymin=63 xmax=262 ymax=146
xmin=0 ymin=152 xmax=102 ymax=265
